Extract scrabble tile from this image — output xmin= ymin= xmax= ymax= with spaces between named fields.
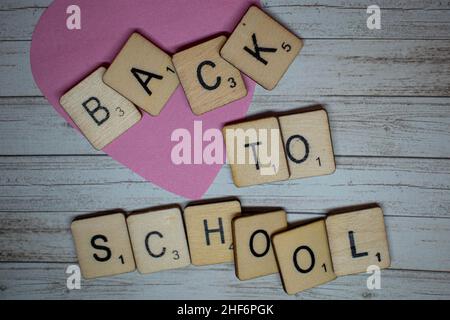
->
xmin=232 ymin=210 xmax=288 ymax=280
xmin=127 ymin=207 xmax=190 ymax=274
xmin=184 ymin=200 xmax=241 ymax=265
xmin=325 ymin=207 xmax=391 ymax=276
xmin=278 ymin=109 xmax=336 ymax=180
xmin=71 ymin=213 xmax=136 ymax=279
xmin=272 ymin=220 xmax=336 ymax=295
xmin=172 ymin=36 xmax=247 ymax=115
xmin=220 ymin=6 xmax=303 ymax=90
xmin=60 ymin=67 xmax=141 ymax=150
xmin=103 ymin=33 xmax=179 ymax=116
xmin=223 ymin=117 xmax=290 ymax=187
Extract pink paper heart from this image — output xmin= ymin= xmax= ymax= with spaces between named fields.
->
xmin=31 ymin=0 xmax=258 ymax=199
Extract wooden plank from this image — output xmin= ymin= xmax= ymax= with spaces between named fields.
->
xmin=2 ymin=39 xmax=450 ymax=97
xmin=1 ymin=211 xmax=449 ymax=271
xmin=0 ymin=156 xmax=448 ymax=218
xmin=0 ymin=262 xmax=449 ymax=299
xmin=1 ymin=96 xmax=449 ymax=157
xmin=2 ymin=0 xmax=450 ymax=41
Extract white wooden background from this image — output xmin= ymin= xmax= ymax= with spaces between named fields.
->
xmin=0 ymin=0 xmax=449 ymax=300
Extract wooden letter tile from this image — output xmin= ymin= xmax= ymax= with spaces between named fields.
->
xmin=184 ymin=200 xmax=241 ymax=266
xmin=278 ymin=109 xmax=336 ymax=180
xmin=172 ymin=36 xmax=247 ymax=115
xmin=127 ymin=207 xmax=191 ymax=274
xmin=103 ymin=33 xmax=180 ymax=116
xmin=233 ymin=210 xmax=288 ymax=280
xmin=71 ymin=213 xmax=136 ymax=279
xmin=220 ymin=6 xmax=303 ymax=90
xmin=325 ymin=206 xmax=391 ymax=276
xmin=272 ymin=220 xmax=336 ymax=295
xmin=60 ymin=67 xmax=141 ymax=150
xmin=223 ymin=117 xmax=290 ymax=187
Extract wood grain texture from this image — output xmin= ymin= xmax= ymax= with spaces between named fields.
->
xmin=2 ymin=0 xmax=450 ymax=41
xmin=127 ymin=207 xmax=191 ymax=274
xmin=233 ymin=210 xmax=287 ymax=280
xmin=221 ymin=6 xmax=303 ymax=90
xmin=184 ymin=200 xmax=241 ymax=266
xmin=0 ymin=156 xmax=448 ymax=218
xmin=1 ymin=263 xmax=449 ymax=300
xmin=1 ymin=96 xmax=449 ymax=158
xmin=326 ymin=207 xmax=391 ymax=276
xmin=59 ymin=67 xmax=142 ymax=150
xmin=223 ymin=117 xmax=290 ymax=187
xmin=173 ymin=36 xmax=247 ymax=115
xmin=279 ymin=109 xmax=336 ymax=179
xmin=3 ymin=39 xmax=449 ymax=97
xmin=103 ymin=33 xmax=179 ymax=116
xmin=71 ymin=213 xmax=136 ymax=279
xmin=273 ymin=220 xmax=336 ymax=294
xmin=1 ymin=212 xmax=449 ymax=272
xmin=0 ymin=0 xmax=449 ymax=300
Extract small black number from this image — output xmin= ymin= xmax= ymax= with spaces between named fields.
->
xmin=316 ymin=157 xmax=322 ymax=167
xmin=376 ymin=252 xmax=381 ymax=262
xmin=282 ymin=42 xmax=292 ymax=52
xmin=115 ymin=107 xmax=125 ymax=117
xmin=172 ymin=250 xmax=180 ymax=260
xmin=167 ymin=66 xmax=175 ymax=73
xmin=322 ymin=263 xmax=327 ymax=272
xmin=228 ymin=77 xmax=237 ymax=88
xmin=118 ymin=255 xmax=124 ymax=264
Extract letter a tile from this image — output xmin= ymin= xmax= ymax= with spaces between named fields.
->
xmin=173 ymin=36 xmax=247 ymax=115
xmin=103 ymin=33 xmax=180 ymax=116
xmin=221 ymin=6 xmax=303 ymax=90
xmin=184 ymin=200 xmax=241 ymax=266
xmin=60 ymin=67 xmax=141 ymax=150
xmin=325 ymin=206 xmax=391 ymax=276
xmin=272 ymin=220 xmax=336 ymax=295
xmin=127 ymin=207 xmax=190 ymax=274
xmin=71 ymin=213 xmax=136 ymax=279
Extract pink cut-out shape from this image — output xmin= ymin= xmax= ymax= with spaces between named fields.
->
xmin=31 ymin=0 xmax=259 ymax=199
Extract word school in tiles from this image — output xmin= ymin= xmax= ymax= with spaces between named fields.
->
xmin=71 ymin=199 xmax=391 ymax=295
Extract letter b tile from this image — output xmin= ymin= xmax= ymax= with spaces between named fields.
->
xmin=272 ymin=220 xmax=336 ymax=295
xmin=221 ymin=6 xmax=303 ymax=90
xmin=127 ymin=207 xmax=191 ymax=274
xmin=325 ymin=207 xmax=391 ymax=276
xmin=173 ymin=36 xmax=247 ymax=115
xmin=184 ymin=200 xmax=241 ymax=265
xmin=60 ymin=67 xmax=141 ymax=150
xmin=71 ymin=213 xmax=136 ymax=279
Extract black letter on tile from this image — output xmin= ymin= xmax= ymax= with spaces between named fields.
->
xmin=204 ymin=218 xmax=225 ymax=246
xmin=82 ymin=97 xmax=110 ymax=126
xmin=145 ymin=231 xmax=166 ymax=258
xmin=91 ymin=234 xmax=112 ymax=262
xmin=197 ymin=60 xmax=221 ymax=90
xmin=245 ymin=141 xmax=262 ymax=170
xmin=131 ymin=67 xmax=163 ymax=96
xmin=244 ymin=33 xmax=277 ymax=65
xmin=349 ymin=231 xmax=369 ymax=258
xmin=249 ymin=229 xmax=270 ymax=258
xmin=286 ymin=135 xmax=309 ymax=164
xmin=293 ymin=245 xmax=315 ymax=273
